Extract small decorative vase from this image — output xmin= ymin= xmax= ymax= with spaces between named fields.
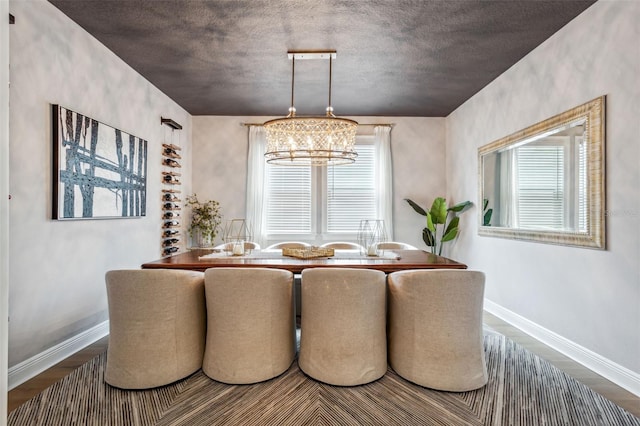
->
xmin=193 ymin=228 xmax=212 ymax=248
xmin=222 ymin=219 xmax=253 ymax=253
xmin=357 ymin=219 xmax=388 ymax=256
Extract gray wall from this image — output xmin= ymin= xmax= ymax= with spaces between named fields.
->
xmin=447 ymin=0 xmax=640 ymax=374
xmin=8 ymin=0 xmax=192 ymax=366
xmin=191 ymin=116 xmax=447 ymax=249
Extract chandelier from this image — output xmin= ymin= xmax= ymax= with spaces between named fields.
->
xmin=264 ymin=51 xmax=358 ymax=166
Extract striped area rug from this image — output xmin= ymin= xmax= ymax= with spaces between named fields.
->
xmin=9 ymin=332 xmax=640 ymax=425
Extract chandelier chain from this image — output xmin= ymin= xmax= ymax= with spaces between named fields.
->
xmin=290 ymin=57 xmax=295 ymax=116
xmin=328 ymin=56 xmax=332 ymax=114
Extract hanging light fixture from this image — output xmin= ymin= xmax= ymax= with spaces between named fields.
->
xmin=264 ymin=51 xmax=358 ymax=166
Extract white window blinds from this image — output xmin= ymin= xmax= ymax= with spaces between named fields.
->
xmin=516 ymin=145 xmax=565 ymax=229
xmin=265 ymin=165 xmax=312 ymax=234
xmin=259 ymin=129 xmax=392 ymax=242
xmin=578 ymin=139 xmax=587 ymax=231
xmin=326 ymin=144 xmax=376 ymax=233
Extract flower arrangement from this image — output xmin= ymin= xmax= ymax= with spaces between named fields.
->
xmin=185 ymin=194 xmax=222 ymax=247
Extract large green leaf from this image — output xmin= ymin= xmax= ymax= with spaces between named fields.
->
xmin=483 ymin=208 xmax=493 ymax=226
xmin=430 ymin=197 xmax=448 ymax=224
xmin=448 ymin=200 xmax=472 ymax=213
xmin=404 ymin=198 xmax=427 ymax=216
xmin=444 ymin=216 xmax=459 ymax=236
xmin=422 ymin=228 xmax=435 ymax=247
xmin=426 ymin=212 xmax=436 ymax=233
xmin=442 ymin=226 xmax=459 ymax=242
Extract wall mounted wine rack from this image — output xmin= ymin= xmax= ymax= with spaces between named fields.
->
xmin=161 ymin=117 xmax=183 ymax=256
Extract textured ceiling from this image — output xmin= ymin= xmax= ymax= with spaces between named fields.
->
xmin=47 ymin=0 xmax=596 ymax=117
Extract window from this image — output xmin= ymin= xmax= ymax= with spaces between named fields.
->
xmin=326 ymin=143 xmax=375 ymax=233
xmin=264 ymin=138 xmax=378 ymax=242
xmin=247 ymin=126 xmax=392 ymax=247
xmin=265 ymin=165 xmax=312 ymax=234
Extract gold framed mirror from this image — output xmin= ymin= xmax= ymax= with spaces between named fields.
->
xmin=478 ymin=96 xmax=605 ymax=249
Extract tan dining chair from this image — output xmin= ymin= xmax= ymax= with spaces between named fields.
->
xmin=299 ymin=267 xmax=387 ymax=386
xmin=263 ymin=242 xmax=311 ymax=319
xmin=319 ymin=241 xmax=364 ymax=250
xmin=376 ymin=241 xmax=418 ymax=250
xmin=203 ymin=268 xmax=296 ymax=384
xmin=105 ymin=269 xmax=206 ymax=389
xmin=265 ymin=241 xmax=311 ymax=250
xmin=387 ymin=269 xmax=487 ymax=392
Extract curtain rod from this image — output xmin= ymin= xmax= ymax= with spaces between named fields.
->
xmin=240 ymin=122 xmax=394 ymax=127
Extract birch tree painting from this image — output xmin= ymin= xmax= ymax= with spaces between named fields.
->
xmin=52 ymin=105 xmax=147 ymax=219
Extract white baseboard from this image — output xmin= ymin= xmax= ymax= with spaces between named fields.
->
xmin=8 ymin=320 xmax=109 ymax=390
xmin=484 ymin=299 xmax=640 ymax=398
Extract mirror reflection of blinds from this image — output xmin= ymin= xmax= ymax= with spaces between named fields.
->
xmin=517 ymin=145 xmax=565 ymax=229
xmin=578 ymin=140 xmax=587 ymax=231
xmin=265 ymin=165 xmax=312 ymax=233
xmin=327 ymin=145 xmax=376 ymax=233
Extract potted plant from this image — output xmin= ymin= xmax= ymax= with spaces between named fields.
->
xmin=405 ymin=197 xmax=472 ymax=255
xmin=185 ymin=194 xmax=222 ymax=247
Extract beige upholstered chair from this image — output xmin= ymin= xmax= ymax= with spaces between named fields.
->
xmin=203 ymin=268 xmax=295 ymax=384
xmin=320 ymin=241 xmax=364 ymax=250
xmin=376 ymin=241 xmax=417 ymax=250
xmin=243 ymin=241 xmax=260 ymax=250
xmin=299 ymin=268 xmax=387 ymax=386
xmin=387 ymin=269 xmax=487 ymax=391
xmin=105 ymin=269 xmax=206 ymax=389
xmin=264 ymin=242 xmax=310 ymax=318
xmin=265 ymin=241 xmax=311 ymax=249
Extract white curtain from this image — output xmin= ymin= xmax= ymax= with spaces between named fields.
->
xmin=498 ymin=149 xmax=518 ymax=228
xmin=245 ymin=126 xmax=267 ymax=247
xmin=374 ymin=126 xmax=394 ymax=240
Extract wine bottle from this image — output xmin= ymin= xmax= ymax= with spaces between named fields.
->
xmin=163 ymin=212 xmax=179 ymax=219
xmin=163 ymin=229 xmax=179 ymax=237
xmin=163 ymin=194 xmax=180 ymax=202
xmin=163 ymin=158 xmax=180 ymax=167
xmin=163 ymin=220 xmax=179 ymax=228
xmin=163 ymin=246 xmax=178 ymax=255
xmin=163 ymin=238 xmax=179 ymax=246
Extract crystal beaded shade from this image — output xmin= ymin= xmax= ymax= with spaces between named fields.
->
xmin=264 ymin=115 xmax=358 ymax=166
xmin=264 ymin=51 xmax=358 ymax=166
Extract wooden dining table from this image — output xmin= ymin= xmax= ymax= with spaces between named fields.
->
xmin=141 ymin=248 xmax=467 ymax=274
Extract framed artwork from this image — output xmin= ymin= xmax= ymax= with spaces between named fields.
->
xmin=52 ymin=104 xmax=148 ymax=219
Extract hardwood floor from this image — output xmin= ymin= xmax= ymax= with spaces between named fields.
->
xmin=483 ymin=312 xmax=640 ymax=417
xmin=7 ymin=336 xmax=109 ymax=413
xmin=7 ymin=315 xmax=640 ymax=417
